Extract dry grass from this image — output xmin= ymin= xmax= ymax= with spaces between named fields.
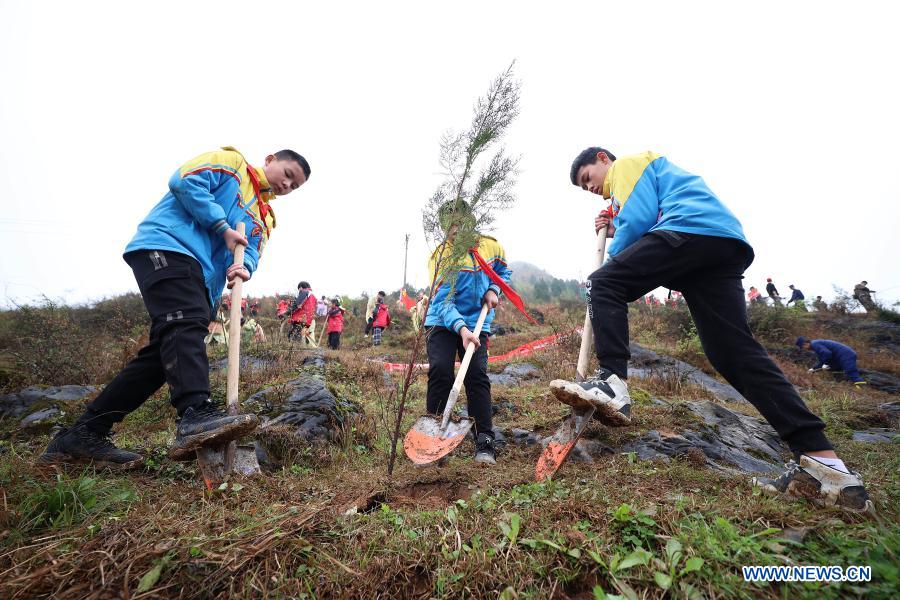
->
xmin=0 ymin=298 xmax=897 ymax=598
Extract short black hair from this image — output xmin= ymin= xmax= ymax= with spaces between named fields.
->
xmin=275 ymin=149 xmax=311 ymax=179
xmin=298 ymin=281 xmax=311 ymax=290
xmin=569 ymin=147 xmax=617 ymax=186
xmin=377 ymin=291 xmax=386 ymax=297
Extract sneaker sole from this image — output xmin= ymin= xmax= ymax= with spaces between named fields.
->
xmin=474 ymin=456 xmax=497 ymax=466
xmin=36 ymin=452 xmax=143 ymax=471
xmin=549 ymin=381 xmax=632 ymax=426
xmin=168 ymin=415 xmax=259 ymax=461
xmin=752 ymin=478 xmax=874 ymax=514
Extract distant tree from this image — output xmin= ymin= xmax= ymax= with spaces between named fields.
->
xmin=533 ymin=279 xmax=550 ymax=302
xmin=549 ymin=278 xmax=564 ymax=297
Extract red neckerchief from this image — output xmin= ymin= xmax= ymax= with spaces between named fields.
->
xmin=469 ymin=247 xmax=538 ymax=325
xmin=245 ymin=163 xmax=275 ymax=231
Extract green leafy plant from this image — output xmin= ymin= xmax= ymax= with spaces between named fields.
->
xmin=609 ymin=503 xmax=658 ymax=549
xmin=498 ymin=512 xmax=521 ymax=551
xmin=650 ymin=538 xmax=704 ymax=591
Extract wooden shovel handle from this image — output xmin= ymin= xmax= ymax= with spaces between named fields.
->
xmin=441 ymin=303 xmax=490 ymax=430
xmin=226 ymin=222 xmax=246 ymax=416
xmin=575 ymin=226 xmax=608 ymax=381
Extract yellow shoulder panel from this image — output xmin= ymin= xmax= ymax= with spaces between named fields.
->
xmin=609 ymin=151 xmax=660 ymax=208
xmin=179 ymin=147 xmax=245 ymax=177
xmin=477 ymin=235 xmax=505 ymax=260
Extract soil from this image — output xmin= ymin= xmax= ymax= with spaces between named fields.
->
xmin=389 ymin=480 xmax=475 ymax=509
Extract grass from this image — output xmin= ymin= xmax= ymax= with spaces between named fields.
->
xmin=0 ymin=295 xmax=897 ymax=598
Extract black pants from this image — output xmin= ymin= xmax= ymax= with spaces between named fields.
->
xmin=328 ymin=331 xmax=341 ymax=350
xmin=79 ymin=250 xmax=212 ymax=432
xmin=426 ymin=327 xmax=493 ymax=437
xmin=588 ymin=231 xmax=831 ymax=453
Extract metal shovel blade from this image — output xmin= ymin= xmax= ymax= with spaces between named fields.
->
xmin=196 ymin=443 xmax=261 ymax=490
xmin=403 ymin=415 xmax=474 ymax=465
xmin=535 ymin=405 xmax=595 ymax=482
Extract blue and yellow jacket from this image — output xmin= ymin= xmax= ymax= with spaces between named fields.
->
xmin=425 ymin=235 xmax=512 ymax=334
xmin=603 ymin=152 xmax=749 ymax=256
xmin=125 ymin=147 xmax=277 ymax=307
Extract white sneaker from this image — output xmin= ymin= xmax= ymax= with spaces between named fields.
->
xmin=753 ymin=455 xmax=873 ymax=513
xmin=549 ymin=368 xmax=632 ymax=426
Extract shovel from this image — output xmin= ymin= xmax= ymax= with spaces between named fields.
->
xmin=536 ymin=223 xmax=608 ymax=481
xmin=403 ymin=303 xmax=490 ymax=465
xmin=196 ymin=222 xmax=262 ymax=489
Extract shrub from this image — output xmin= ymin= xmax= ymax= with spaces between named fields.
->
xmin=0 ymin=297 xmax=148 ymax=391
xmin=746 ymin=304 xmax=805 ymax=344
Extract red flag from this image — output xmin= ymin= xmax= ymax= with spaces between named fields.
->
xmin=400 ymin=289 xmax=416 ymax=310
xmin=469 ymin=248 xmax=539 ymax=325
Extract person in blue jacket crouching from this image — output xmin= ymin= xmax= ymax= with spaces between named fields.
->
xmin=796 ymin=337 xmax=866 ymax=385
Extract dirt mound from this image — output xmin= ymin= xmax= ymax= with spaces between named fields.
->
xmin=341 ymin=480 xmax=475 ymax=514
xmin=389 ymin=481 xmax=474 ymax=509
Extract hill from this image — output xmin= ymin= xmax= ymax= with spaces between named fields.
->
xmin=510 ymin=260 xmax=584 ymax=303
xmin=0 ymin=296 xmax=898 ymax=597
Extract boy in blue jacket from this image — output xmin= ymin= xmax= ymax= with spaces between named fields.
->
xmin=40 ymin=147 xmax=310 ymax=469
xmin=425 ymin=200 xmax=511 ymax=465
xmin=796 ymin=337 xmax=866 ymax=385
xmin=551 ymin=148 xmax=870 ymax=512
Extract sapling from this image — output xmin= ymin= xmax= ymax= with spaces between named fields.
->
xmin=386 ymin=62 xmax=521 ymax=476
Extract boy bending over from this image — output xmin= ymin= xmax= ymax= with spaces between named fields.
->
xmin=551 ymin=148 xmax=870 ymax=511
xmin=40 ymin=147 xmax=310 ymax=468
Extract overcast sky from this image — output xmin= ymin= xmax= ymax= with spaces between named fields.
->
xmin=1 ymin=0 xmax=898 ymax=309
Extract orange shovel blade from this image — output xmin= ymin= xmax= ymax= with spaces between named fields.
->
xmin=535 ymin=406 xmax=595 ymax=481
xmin=404 ymin=415 xmax=473 ymax=465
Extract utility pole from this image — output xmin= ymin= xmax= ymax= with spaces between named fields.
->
xmin=402 ymin=234 xmax=410 ymax=290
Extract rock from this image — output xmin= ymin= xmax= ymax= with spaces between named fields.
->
xmin=491 ymin=427 xmax=551 ymax=448
xmin=19 ymin=407 xmax=62 ymax=429
xmin=250 ymin=352 xmax=360 ymax=444
xmin=846 ymin=319 xmax=900 ymax=353
xmin=768 ymin=346 xmax=815 ymax=367
xmin=505 ymin=400 xmax=787 ymax=475
xmin=859 ymin=370 xmax=900 ymax=395
xmin=851 ymin=428 xmax=899 ymax=443
xmin=492 ymin=324 xmax=519 ymax=336
xmin=488 ymin=363 xmax=541 ymax=387
xmin=620 ymin=401 xmax=785 ymax=474
xmin=629 ymin=343 xmax=747 ymax=403
xmin=1 ymin=385 xmax=96 ymax=421
xmin=878 ymin=401 xmax=900 ymax=422
xmin=46 ymin=385 xmax=97 ymax=402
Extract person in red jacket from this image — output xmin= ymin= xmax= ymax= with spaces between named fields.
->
xmin=371 ymin=296 xmax=391 ymax=346
xmin=325 ymin=298 xmax=346 ymax=350
xmin=288 ymin=281 xmax=317 ymax=345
